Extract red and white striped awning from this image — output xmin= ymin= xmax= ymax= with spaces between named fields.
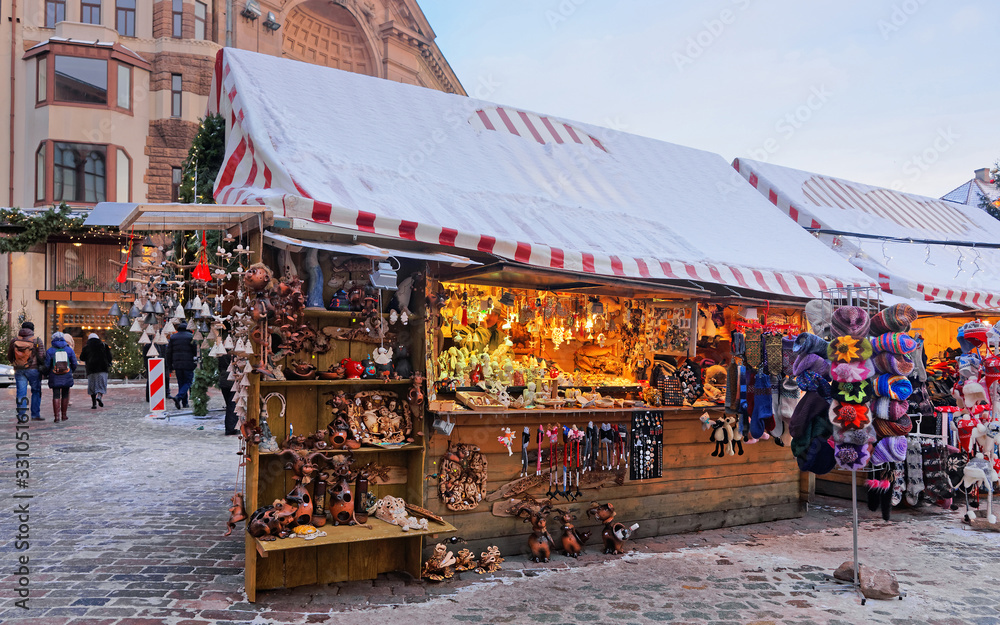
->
xmin=735 ymin=158 xmax=1000 ymax=309
xmin=206 ymin=49 xmax=873 ymax=299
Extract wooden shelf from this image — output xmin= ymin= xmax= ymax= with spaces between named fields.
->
xmin=302 ymin=309 xmax=420 ymax=321
xmin=259 ymin=379 xmax=413 ymax=388
xmin=259 ymin=443 xmax=424 ymax=456
xmin=431 ymin=405 xmax=720 ymax=416
xmin=254 ymin=517 xmax=457 ymax=556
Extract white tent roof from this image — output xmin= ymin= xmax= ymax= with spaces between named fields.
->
xmin=734 ymin=158 xmax=1000 ymax=309
xmin=206 ymin=48 xmax=872 ymax=299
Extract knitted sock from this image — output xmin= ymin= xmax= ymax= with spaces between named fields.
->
xmin=881 ymin=482 xmax=894 ymax=521
xmin=765 ymin=333 xmax=783 ymax=376
xmin=891 ymin=465 xmax=905 ymax=507
xmin=749 ymin=373 xmax=772 ymax=440
xmin=731 ymin=331 xmax=745 ymax=357
xmin=745 ymin=328 xmax=763 ymax=370
xmin=867 ymin=478 xmax=883 ymax=512
xmin=910 ymin=339 xmax=928 ymax=383
xmin=905 ymin=439 xmax=925 ymax=506
xmin=769 ymin=386 xmax=785 ymax=445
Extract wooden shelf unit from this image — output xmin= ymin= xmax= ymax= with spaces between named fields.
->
xmin=244 ymin=275 xmax=436 ymax=602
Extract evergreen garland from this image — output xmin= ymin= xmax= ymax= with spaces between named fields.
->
xmin=0 ymin=204 xmax=86 ymax=253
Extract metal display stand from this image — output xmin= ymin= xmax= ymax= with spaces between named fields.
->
xmin=809 ymin=286 xmax=903 ymax=604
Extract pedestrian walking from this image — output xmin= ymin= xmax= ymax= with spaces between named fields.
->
xmin=7 ymin=321 xmax=46 ymax=422
xmin=80 ymin=332 xmax=113 ymax=409
xmin=165 ymin=321 xmax=196 ymax=410
xmin=217 ymin=353 xmax=238 ymax=435
xmin=44 ymin=331 xmax=78 ymax=422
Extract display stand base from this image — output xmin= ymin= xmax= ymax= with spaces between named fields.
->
xmin=812 ymin=574 xmax=868 ymax=605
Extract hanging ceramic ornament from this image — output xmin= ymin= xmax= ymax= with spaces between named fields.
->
xmin=162 ymin=319 xmax=176 ymax=334
xmin=223 ymin=335 xmax=235 ymax=350
xmin=242 ymin=360 xmax=254 ymax=374
xmin=201 ymin=338 xmax=212 ymax=350
xmin=193 ymin=330 xmax=204 ymax=341
xmin=129 ymin=318 xmax=142 ymax=333
xmin=154 ymin=331 xmax=169 ymax=345
xmin=138 ymin=332 xmax=151 ymax=345
xmin=207 ymin=326 xmax=219 ymax=341
xmin=117 ymin=238 xmax=133 ymax=284
xmin=201 ymin=302 xmax=212 ymax=318
xmin=192 ymin=295 xmax=203 ymax=310
xmin=174 ymin=304 xmax=185 ymax=319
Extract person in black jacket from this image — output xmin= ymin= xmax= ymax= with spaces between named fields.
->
xmin=217 ymin=353 xmax=238 ymax=435
xmin=165 ymin=322 xmax=197 ymax=410
xmin=80 ymin=333 xmax=113 ymax=409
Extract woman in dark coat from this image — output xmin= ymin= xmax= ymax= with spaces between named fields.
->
xmin=44 ymin=331 xmax=78 ymax=422
xmin=80 ymin=333 xmax=113 ymax=409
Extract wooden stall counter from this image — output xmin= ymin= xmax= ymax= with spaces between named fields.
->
xmin=422 ymin=407 xmax=803 ymax=558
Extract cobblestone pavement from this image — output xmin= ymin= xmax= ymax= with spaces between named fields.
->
xmin=1 ymin=385 xmax=999 ymax=624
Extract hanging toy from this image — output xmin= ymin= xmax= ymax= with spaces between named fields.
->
xmin=192 ymin=230 xmax=212 ymax=282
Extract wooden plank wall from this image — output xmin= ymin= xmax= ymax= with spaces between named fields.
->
xmin=421 ymin=408 xmax=803 ymax=558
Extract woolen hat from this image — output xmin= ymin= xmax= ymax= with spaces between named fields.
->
xmin=871 ymin=396 xmax=908 ymax=422
xmin=827 ymin=335 xmax=873 ymax=363
xmin=872 ymin=352 xmax=914 ymax=377
xmin=830 ymin=359 xmax=874 ymax=383
xmin=831 ymin=306 xmax=871 ymax=338
xmin=793 ymin=333 xmax=829 ymax=357
xmin=874 ymin=374 xmax=913 ymax=401
xmin=805 ymin=299 xmax=834 ymax=339
xmin=789 ymin=390 xmax=831 ymax=439
xmin=832 ymin=380 xmax=873 ymax=405
xmin=873 ymin=415 xmax=913 ymax=437
xmin=833 ymin=423 xmax=876 ymax=445
xmin=797 ymin=436 xmax=836 ymax=475
xmin=963 ymin=380 xmax=989 ymax=405
xmin=796 ymin=371 xmax=832 ymax=398
xmin=870 ymin=303 xmax=918 ymax=335
xmin=871 ymin=435 xmax=908 ymax=465
xmin=792 ymin=353 xmax=829 ymax=377
xmin=834 ymin=442 xmax=871 ymax=471
xmin=829 ymin=400 xmax=871 ymax=430
xmin=871 ymin=332 xmax=917 ymax=355
xmin=88 ymin=333 xmax=99 ymax=340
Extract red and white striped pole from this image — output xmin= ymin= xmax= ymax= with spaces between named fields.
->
xmin=148 ymin=357 xmax=166 ymax=416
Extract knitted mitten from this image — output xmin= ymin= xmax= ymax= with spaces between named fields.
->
xmin=748 ymin=372 xmax=773 ymax=440
xmin=905 ymin=438 xmax=925 ymax=506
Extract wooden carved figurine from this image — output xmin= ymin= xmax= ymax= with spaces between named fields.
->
xmin=587 ymin=502 xmax=638 ymax=555
xmin=421 ymin=543 xmax=457 ymax=581
xmin=553 ymin=509 xmax=591 ymax=558
xmin=517 ymin=503 xmax=555 ymax=563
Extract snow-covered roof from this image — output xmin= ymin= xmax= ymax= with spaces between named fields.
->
xmin=942 ymin=179 xmax=1000 ymax=207
xmin=734 ymin=158 xmax=1000 ymax=309
xmin=207 ymin=49 xmax=872 ymax=299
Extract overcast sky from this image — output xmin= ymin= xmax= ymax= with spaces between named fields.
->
xmin=420 ymin=0 xmax=998 ymax=199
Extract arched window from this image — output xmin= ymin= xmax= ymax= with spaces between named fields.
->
xmin=53 ymin=143 xmax=106 ymax=203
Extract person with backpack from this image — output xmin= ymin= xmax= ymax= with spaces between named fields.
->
xmin=165 ymin=322 xmax=196 ymax=410
xmin=80 ymin=333 xmax=113 ymax=409
xmin=43 ymin=331 xmax=78 ymax=422
xmin=7 ymin=321 xmax=46 ymax=422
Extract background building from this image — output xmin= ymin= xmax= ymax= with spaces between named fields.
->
xmin=0 ymin=0 xmax=464 ymax=344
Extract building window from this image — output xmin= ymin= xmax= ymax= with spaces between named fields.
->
xmin=117 ymin=149 xmax=131 ymax=202
xmin=171 ymin=167 xmax=182 ymax=202
xmin=172 ymin=0 xmax=183 ymax=38
xmin=171 ymin=74 xmax=182 ymax=117
xmin=53 ymin=143 xmax=106 ymax=204
xmin=54 ymin=56 xmax=108 ymax=105
xmin=81 ymin=0 xmax=102 ymax=24
xmin=116 ymin=0 xmax=135 ymax=37
xmin=194 ymin=1 xmax=206 ymax=40
xmin=116 ymin=64 xmax=131 ymax=109
xmin=36 ymin=58 xmax=47 ymax=103
xmin=35 ymin=144 xmax=46 ymax=202
xmin=45 ymin=0 xmax=66 ymax=27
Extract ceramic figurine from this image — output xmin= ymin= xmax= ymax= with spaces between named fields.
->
xmin=475 ymin=546 xmax=503 ymax=574
xmin=311 ymin=472 xmax=328 ymax=527
xmin=224 ymin=492 xmax=247 ymax=537
xmin=325 ymin=414 xmax=361 ymax=450
xmin=517 ymin=503 xmax=555 ymax=563
xmin=421 ymin=543 xmax=457 ymax=581
xmin=373 ymin=346 xmax=394 ymax=379
xmin=243 ymin=262 xmax=273 ymax=293
xmin=361 ymin=355 xmax=377 ymax=379
xmin=522 ymin=382 xmax=537 ymax=407
xmin=454 ymin=548 xmax=477 ymax=572
xmin=553 ymin=509 xmax=590 ymax=558
xmin=393 ymin=344 xmax=413 ymax=379
xmin=326 ymin=454 xmax=358 ymax=526
xmin=302 ymin=247 xmax=325 ymax=309
xmin=328 ymin=289 xmax=350 ymax=311
xmin=373 ymin=495 xmax=428 ymax=531
xmin=342 ymin=358 xmax=363 ymax=379
xmin=587 ymin=502 xmax=638 ymax=555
